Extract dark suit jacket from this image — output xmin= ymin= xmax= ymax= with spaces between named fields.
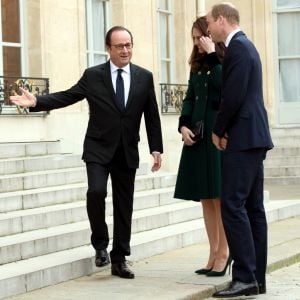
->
xmin=213 ymin=31 xmax=273 ymax=152
xmin=31 ymin=61 xmax=163 ymax=168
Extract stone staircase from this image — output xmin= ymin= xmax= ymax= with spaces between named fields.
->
xmin=265 ymin=127 xmax=300 ymax=185
xmin=0 ymin=139 xmax=300 ymax=299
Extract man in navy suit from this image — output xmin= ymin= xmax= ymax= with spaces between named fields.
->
xmin=206 ymin=3 xmax=273 ymax=298
xmin=10 ymin=26 xmax=163 ymax=279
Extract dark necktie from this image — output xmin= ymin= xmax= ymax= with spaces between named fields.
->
xmin=116 ymin=69 xmax=125 ymax=111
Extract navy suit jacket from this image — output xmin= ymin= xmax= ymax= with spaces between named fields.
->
xmin=213 ymin=31 xmax=273 ymax=152
xmin=31 ymin=61 xmax=163 ymax=168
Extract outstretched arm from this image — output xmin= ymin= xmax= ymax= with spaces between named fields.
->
xmin=10 ymin=87 xmax=37 ymax=107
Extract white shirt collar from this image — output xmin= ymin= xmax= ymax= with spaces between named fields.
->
xmin=110 ymin=61 xmax=130 ymax=74
xmin=225 ymin=28 xmax=241 ymax=47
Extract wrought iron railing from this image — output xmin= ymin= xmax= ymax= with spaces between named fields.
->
xmin=160 ymin=83 xmax=188 ymax=114
xmin=0 ymin=76 xmax=49 ymax=115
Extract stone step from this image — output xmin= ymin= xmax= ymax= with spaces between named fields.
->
xmin=0 ymin=201 xmax=201 ymax=265
xmin=271 ymin=127 xmax=300 ymax=137
xmin=0 ymin=167 xmax=86 ymax=193
xmin=265 ymin=176 xmax=300 ymax=185
xmin=267 ymin=147 xmax=300 ymax=157
xmin=273 ymin=137 xmax=300 ymax=147
xmin=0 ymin=161 xmax=154 ymax=193
xmin=0 ymin=172 xmax=177 ymax=213
xmin=0 ymin=141 xmax=61 ymax=159
xmin=264 ymin=155 xmax=300 ymax=166
xmin=0 ymin=182 xmax=87 ymax=213
xmin=271 ymin=128 xmax=300 ymax=146
xmin=265 ymin=165 xmax=300 ymax=177
xmin=0 ymin=218 xmax=205 ymax=299
xmin=0 ymin=187 xmax=179 ymax=237
xmin=0 ymin=199 xmax=299 ymax=300
xmin=0 ymin=153 xmax=83 ymax=175
xmin=0 ymin=153 xmax=149 ymax=176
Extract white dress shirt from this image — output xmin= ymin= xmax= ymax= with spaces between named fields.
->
xmin=225 ymin=28 xmax=241 ymax=47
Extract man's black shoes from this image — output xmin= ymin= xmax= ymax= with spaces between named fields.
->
xmin=95 ymin=250 xmax=134 ymax=279
xmin=95 ymin=249 xmax=110 ymax=267
xmin=212 ymin=280 xmax=259 ymax=298
xmin=111 ymin=261 xmax=135 ymax=279
xmin=259 ymin=283 xmax=266 ymax=294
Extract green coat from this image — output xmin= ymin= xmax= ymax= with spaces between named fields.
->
xmin=174 ymin=53 xmax=222 ymax=201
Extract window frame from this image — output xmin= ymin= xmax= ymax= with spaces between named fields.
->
xmin=0 ymin=0 xmax=27 ymax=76
xmin=157 ymin=0 xmax=175 ymax=84
xmin=272 ymin=0 xmax=300 ymax=124
xmin=85 ymin=0 xmax=110 ymax=67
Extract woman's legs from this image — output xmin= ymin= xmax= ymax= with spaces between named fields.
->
xmin=211 ymin=199 xmax=229 ymax=272
xmin=201 ymin=198 xmax=229 ymax=271
xmin=201 ymin=199 xmax=219 ymax=269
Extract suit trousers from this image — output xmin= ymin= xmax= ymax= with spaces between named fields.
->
xmin=86 ymin=145 xmax=136 ymax=263
xmin=221 ymin=148 xmax=267 ymax=286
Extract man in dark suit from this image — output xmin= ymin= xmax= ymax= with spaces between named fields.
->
xmin=10 ymin=26 xmax=163 ymax=279
xmin=206 ymin=3 xmax=273 ymax=298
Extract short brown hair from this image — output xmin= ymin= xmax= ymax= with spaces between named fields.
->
xmin=211 ymin=2 xmax=240 ymax=25
xmin=105 ymin=26 xmax=133 ymax=47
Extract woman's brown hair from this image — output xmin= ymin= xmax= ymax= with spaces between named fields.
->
xmin=189 ymin=16 xmax=225 ymax=73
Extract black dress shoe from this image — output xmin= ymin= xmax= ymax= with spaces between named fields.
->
xmin=111 ymin=262 xmax=135 ymax=279
xmin=212 ymin=280 xmax=259 ymax=298
xmin=95 ymin=249 xmax=110 ymax=267
xmin=259 ymin=283 xmax=266 ymax=294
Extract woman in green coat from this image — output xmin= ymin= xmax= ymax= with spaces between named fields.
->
xmin=174 ymin=16 xmax=230 ymax=276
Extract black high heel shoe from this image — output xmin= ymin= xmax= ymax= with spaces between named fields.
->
xmin=206 ymin=256 xmax=232 ymax=277
xmin=195 ymin=267 xmax=212 ymax=275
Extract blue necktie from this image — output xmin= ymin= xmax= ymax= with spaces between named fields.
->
xmin=116 ymin=69 xmax=125 ymax=111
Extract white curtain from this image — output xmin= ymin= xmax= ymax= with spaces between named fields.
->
xmin=92 ymin=0 xmax=105 ymax=52
xmin=85 ymin=0 xmax=108 ymax=66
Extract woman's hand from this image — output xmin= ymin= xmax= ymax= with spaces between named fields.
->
xmin=180 ymin=126 xmax=196 ymax=146
xmin=199 ymin=35 xmax=215 ymax=54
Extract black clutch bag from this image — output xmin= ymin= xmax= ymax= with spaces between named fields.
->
xmin=191 ymin=120 xmax=204 ymax=141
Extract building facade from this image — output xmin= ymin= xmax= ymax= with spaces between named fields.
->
xmin=0 ymin=0 xmax=299 ymax=171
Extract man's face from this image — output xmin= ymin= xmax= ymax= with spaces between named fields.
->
xmin=206 ymin=11 xmax=222 ymax=43
xmin=107 ymin=30 xmax=133 ymax=67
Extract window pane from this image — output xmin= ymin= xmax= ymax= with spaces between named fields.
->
xmin=3 ymin=46 xmax=21 ymax=77
xmin=279 ymin=59 xmax=300 ymax=102
xmin=159 ymin=14 xmax=169 ymax=58
xmin=278 ymin=12 xmax=300 ymax=56
xmin=94 ymin=54 xmax=107 ymax=64
xmin=277 ymin=0 xmax=300 ymax=9
xmin=92 ymin=0 xmax=106 ymax=51
xmin=159 ymin=0 xmax=168 ymax=10
xmin=1 ymin=0 xmax=20 ymax=43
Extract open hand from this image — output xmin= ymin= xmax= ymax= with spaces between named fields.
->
xmin=9 ymin=87 xmax=36 ymax=107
